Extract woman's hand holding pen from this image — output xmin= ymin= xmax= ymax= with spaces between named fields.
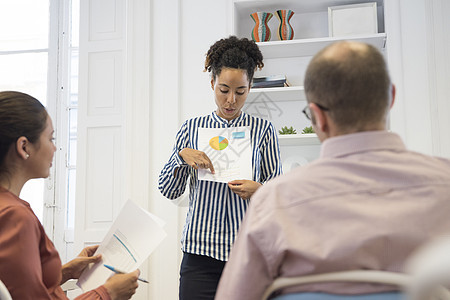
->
xmin=228 ymin=180 xmax=262 ymax=200
xmin=179 ymin=148 xmax=215 ymax=174
xmin=104 ymin=269 xmax=140 ymax=300
xmin=60 ymin=246 xmax=140 ymax=299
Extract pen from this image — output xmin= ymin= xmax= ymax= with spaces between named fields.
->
xmin=104 ymin=264 xmax=149 ymax=283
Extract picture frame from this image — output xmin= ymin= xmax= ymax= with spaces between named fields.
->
xmin=328 ymin=2 xmax=378 ymax=37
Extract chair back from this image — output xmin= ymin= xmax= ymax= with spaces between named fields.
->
xmin=406 ymin=237 xmax=450 ymax=300
xmin=262 ymin=270 xmax=450 ymax=300
xmin=0 ymin=279 xmax=12 ymax=300
xmin=271 ymin=292 xmax=401 ymax=300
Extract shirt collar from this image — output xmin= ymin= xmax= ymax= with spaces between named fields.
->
xmin=320 ymin=131 xmax=406 ymax=159
xmin=211 ymin=111 xmax=247 ymax=126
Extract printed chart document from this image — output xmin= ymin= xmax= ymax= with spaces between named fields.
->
xmin=197 ymin=126 xmax=252 ymax=183
xmin=77 ymin=200 xmax=167 ymax=291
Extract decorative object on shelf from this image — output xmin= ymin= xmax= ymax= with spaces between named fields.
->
xmin=252 ymin=74 xmax=290 ymax=88
xmin=328 ymin=2 xmax=378 ymax=37
xmin=279 ymin=126 xmax=297 ymax=135
xmin=276 ymin=9 xmax=295 ymax=40
xmin=250 ymin=12 xmax=273 ymax=42
xmin=301 ymin=126 xmax=315 ymax=134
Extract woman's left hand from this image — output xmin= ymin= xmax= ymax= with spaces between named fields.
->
xmin=61 ymin=245 xmax=102 ymax=284
xmin=228 ymin=180 xmax=262 ymax=200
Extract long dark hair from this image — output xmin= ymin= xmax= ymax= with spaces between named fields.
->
xmin=0 ymin=91 xmax=48 ymax=178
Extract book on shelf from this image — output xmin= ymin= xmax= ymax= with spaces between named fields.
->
xmin=252 ymin=74 xmax=290 ymax=88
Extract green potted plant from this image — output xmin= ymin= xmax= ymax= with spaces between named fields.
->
xmin=301 ymin=126 xmax=314 ymax=134
xmin=279 ymin=126 xmax=297 ymax=135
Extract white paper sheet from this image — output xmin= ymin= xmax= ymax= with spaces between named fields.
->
xmin=197 ymin=126 xmax=252 ymax=183
xmin=77 ymin=200 xmax=167 ymax=291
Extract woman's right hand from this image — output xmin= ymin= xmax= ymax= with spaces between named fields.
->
xmin=179 ymin=148 xmax=215 ymax=174
xmin=103 ymin=270 xmax=140 ymax=300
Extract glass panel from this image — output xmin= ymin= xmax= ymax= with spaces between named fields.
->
xmin=68 ymin=108 xmax=78 ymax=166
xmin=67 ymin=168 xmax=76 ymax=228
xmin=0 ymin=53 xmax=48 ymax=225
xmin=20 ymin=179 xmax=45 ymax=222
xmin=0 ymin=0 xmax=49 ymax=51
xmin=0 ymin=52 xmax=48 ymax=105
xmin=70 ymin=50 xmax=79 ymax=103
xmin=66 ymin=0 xmax=79 ymax=240
xmin=71 ymin=0 xmax=80 ymax=48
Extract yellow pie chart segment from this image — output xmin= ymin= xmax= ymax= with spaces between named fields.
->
xmin=209 ymin=136 xmax=229 ymax=150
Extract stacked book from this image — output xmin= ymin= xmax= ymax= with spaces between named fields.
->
xmin=252 ymin=75 xmax=290 ymax=88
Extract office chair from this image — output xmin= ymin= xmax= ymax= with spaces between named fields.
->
xmin=406 ymin=237 xmax=450 ymax=300
xmin=263 ymin=237 xmax=450 ymax=300
xmin=0 ymin=279 xmax=12 ymax=300
xmin=0 ymin=277 xmax=78 ymax=299
xmin=263 ymin=270 xmax=407 ymax=300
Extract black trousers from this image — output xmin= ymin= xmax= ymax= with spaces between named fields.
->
xmin=179 ymin=252 xmax=226 ymax=300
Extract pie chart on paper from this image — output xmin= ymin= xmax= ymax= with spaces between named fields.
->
xmin=209 ymin=136 xmax=229 ymax=150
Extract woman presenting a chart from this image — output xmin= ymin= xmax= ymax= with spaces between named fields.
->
xmin=158 ymin=36 xmax=283 ymax=300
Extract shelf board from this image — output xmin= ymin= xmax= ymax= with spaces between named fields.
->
xmin=257 ymin=33 xmax=387 ymax=59
xmin=278 ymin=133 xmax=320 ymax=146
xmin=248 ymin=86 xmax=306 ymax=102
xmin=233 ymin=0 xmax=384 ymax=16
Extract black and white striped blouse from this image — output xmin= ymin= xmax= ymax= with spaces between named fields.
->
xmin=158 ymin=111 xmax=282 ymax=261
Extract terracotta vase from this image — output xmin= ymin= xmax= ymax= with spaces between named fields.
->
xmin=250 ymin=12 xmax=273 ymax=42
xmin=276 ymin=9 xmax=295 ymax=40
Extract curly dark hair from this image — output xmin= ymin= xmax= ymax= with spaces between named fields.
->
xmin=204 ymin=36 xmax=264 ymax=82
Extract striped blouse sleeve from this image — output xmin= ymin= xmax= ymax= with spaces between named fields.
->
xmin=158 ymin=121 xmax=192 ymax=199
xmin=259 ymin=122 xmax=283 ymax=183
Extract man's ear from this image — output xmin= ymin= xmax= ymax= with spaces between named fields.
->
xmin=390 ymin=84 xmax=396 ymax=109
xmin=309 ymin=103 xmax=328 ymax=133
xmin=211 ymin=78 xmax=215 ymax=90
xmin=16 ymin=136 xmax=30 ymax=160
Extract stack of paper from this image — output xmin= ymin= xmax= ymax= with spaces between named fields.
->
xmin=77 ymin=200 xmax=167 ymax=291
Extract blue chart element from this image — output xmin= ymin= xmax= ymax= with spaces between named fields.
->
xmin=232 ymin=131 xmax=245 ymax=139
xmin=113 ymin=233 xmax=137 ymax=263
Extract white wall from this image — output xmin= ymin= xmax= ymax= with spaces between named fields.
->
xmin=424 ymin=0 xmax=450 ymax=157
xmin=148 ymin=0 xmax=181 ymax=298
xmin=179 ymin=0 xmax=229 ymax=120
xmin=388 ymin=0 xmax=450 ymax=157
xmin=147 ymin=1 xmax=230 ymax=298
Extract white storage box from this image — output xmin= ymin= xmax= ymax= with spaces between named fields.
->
xmin=328 ymin=2 xmax=378 ymax=37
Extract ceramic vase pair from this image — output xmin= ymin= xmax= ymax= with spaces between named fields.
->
xmin=250 ymin=10 xmax=294 ymax=42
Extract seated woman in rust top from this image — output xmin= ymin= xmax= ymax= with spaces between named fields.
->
xmin=0 ymin=91 xmax=139 ymax=299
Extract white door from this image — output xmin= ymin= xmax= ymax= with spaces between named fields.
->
xmin=75 ymin=0 xmax=127 ymax=260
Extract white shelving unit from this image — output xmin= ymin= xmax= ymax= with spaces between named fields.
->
xmin=248 ymin=86 xmax=305 ymax=102
xmin=278 ymin=133 xmax=320 ymax=146
xmin=233 ymin=0 xmax=386 ymax=153
xmin=257 ymin=33 xmax=386 ymax=59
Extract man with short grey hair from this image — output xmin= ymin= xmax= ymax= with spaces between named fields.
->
xmin=215 ymin=41 xmax=450 ymax=300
